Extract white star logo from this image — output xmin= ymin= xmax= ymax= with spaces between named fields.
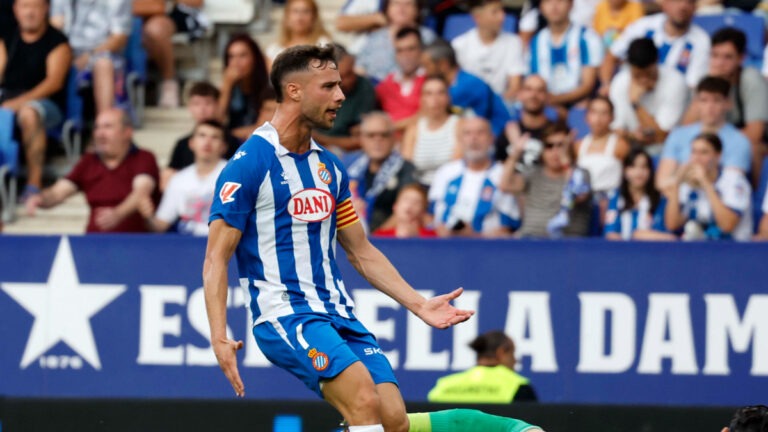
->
xmin=1 ymin=237 xmax=126 ymax=369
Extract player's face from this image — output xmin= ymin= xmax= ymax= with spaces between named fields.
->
xmin=690 ymin=139 xmax=720 ymax=169
xmin=460 ymin=118 xmax=493 ymax=163
xmin=540 ymin=0 xmax=572 ymax=25
xmin=542 ymin=132 xmax=569 ymax=169
xmin=709 ymin=42 xmax=742 ymax=79
xmin=586 ymin=99 xmax=613 ymax=135
xmin=420 ymin=78 xmax=450 ymax=114
xmin=520 ymin=76 xmax=548 ymax=114
xmin=499 ymin=342 xmax=517 ymax=371
xmin=394 ymin=34 xmax=422 ymax=75
xmin=387 ymin=0 xmax=419 ymax=27
xmin=696 ymin=91 xmax=729 ymax=126
xmin=188 ymin=95 xmax=218 ymax=123
xmin=662 ymin=0 xmax=695 ymax=29
xmin=190 ymin=124 xmax=226 ymax=162
xmin=360 ymin=117 xmax=395 ymax=162
xmin=625 ymin=153 xmax=651 ymax=190
xmin=226 ymin=41 xmax=255 ymax=78
xmin=393 ymin=188 xmax=426 ymax=223
xmin=93 ymin=110 xmax=132 ymax=158
xmin=14 ymin=0 xmax=48 ymax=33
xmin=300 ymin=60 xmax=345 ymax=130
xmin=286 ymin=0 xmax=315 ymax=35
xmin=473 ymin=2 xmax=505 ymax=34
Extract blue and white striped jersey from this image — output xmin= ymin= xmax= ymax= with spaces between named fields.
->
xmin=529 ymin=24 xmax=604 ymax=95
xmin=209 ymin=123 xmax=360 ymax=325
xmin=604 ymin=191 xmax=665 ymax=240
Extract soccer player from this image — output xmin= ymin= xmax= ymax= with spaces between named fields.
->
xmin=204 ymin=45 xmax=541 ymax=432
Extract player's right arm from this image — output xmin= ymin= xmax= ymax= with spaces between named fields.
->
xmin=203 ymin=219 xmax=245 ymax=397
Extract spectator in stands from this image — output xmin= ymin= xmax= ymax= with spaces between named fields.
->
xmin=140 ymin=0 xmax=209 ymax=109
xmin=501 ymin=121 xmax=593 ymax=238
xmin=663 ymin=132 xmax=753 ymax=241
xmin=371 ymin=184 xmax=436 ymax=238
xmin=604 ymin=148 xmax=676 ymax=240
xmin=576 ymin=97 xmax=630 ymax=198
xmin=721 ymin=405 xmax=768 ymax=432
xmin=600 ymin=0 xmax=710 ymax=92
xmin=656 ymin=76 xmax=752 ymax=189
xmin=162 ymin=82 xmax=240 ymax=190
xmin=592 ymin=0 xmax=644 ymax=49
xmin=428 ymin=330 xmax=537 ymax=403
xmin=346 ymin=112 xmax=418 ymax=232
xmin=451 ymin=0 xmax=527 ymax=101
xmin=335 ymin=0 xmax=386 ymax=49
xmin=140 ymin=120 xmax=226 ymax=236
xmin=494 ymin=75 xmax=556 ymax=166
xmin=401 ymin=75 xmax=462 ymax=186
xmin=376 ymin=27 xmax=425 ymax=132
xmin=757 ymin=189 xmax=768 ymax=240
xmin=609 ymin=38 xmax=688 ymax=153
xmin=421 ymin=41 xmax=511 ymax=136
xmin=519 ymin=0 xmax=604 ymax=46
xmin=354 ymin=0 xmax=436 ymax=82
xmin=529 ymin=0 xmax=604 ymax=113
xmin=312 ymin=44 xmax=376 ymax=152
xmin=25 ymin=108 xmax=159 ymax=233
xmin=50 ymin=0 xmax=131 ymax=116
xmin=265 ymin=0 xmax=331 ymax=70
xmin=0 ymin=0 xmax=71 ymax=198
xmin=219 ymin=33 xmax=269 ymax=142
xmin=684 ymin=28 xmax=768 ymax=183
xmin=429 ymin=116 xmax=521 ymax=238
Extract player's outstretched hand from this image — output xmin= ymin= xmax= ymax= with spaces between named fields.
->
xmin=417 ymin=287 xmax=475 ymax=329
xmin=213 ymin=338 xmax=245 ymax=397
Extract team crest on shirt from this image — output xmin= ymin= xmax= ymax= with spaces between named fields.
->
xmin=288 ymin=188 xmax=336 ymax=222
xmin=219 ymin=182 xmax=241 ymax=204
xmin=308 ymin=348 xmax=329 ymax=371
xmin=317 ymin=162 xmax=332 ymax=185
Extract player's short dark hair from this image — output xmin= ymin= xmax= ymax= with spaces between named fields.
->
xmin=627 ymin=38 xmax=658 ymax=68
xmin=728 ymin=405 xmax=768 ymax=432
xmin=332 ymin=42 xmax=350 ymax=62
xmin=696 ymin=76 xmax=731 ymax=97
xmin=712 ymin=27 xmax=747 ymax=55
xmin=395 ymin=26 xmax=422 ymax=46
xmin=188 ymin=81 xmax=221 ymax=100
xmin=468 ymin=0 xmax=502 ymax=11
xmin=270 ymin=44 xmax=338 ymax=103
xmin=193 ymin=119 xmax=226 ymax=137
xmin=469 ymin=331 xmax=513 ymax=359
xmin=424 ymin=40 xmax=458 ymax=67
xmin=693 ymin=132 xmax=723 ymax=154
xmin=541 ymin=120 xmax=571 ymax=141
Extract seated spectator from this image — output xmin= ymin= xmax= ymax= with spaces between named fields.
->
xmin=162 ymin=82 xmax=241 ymax=190
xmin=219 ymin=33 xmax=269 ymax=142
xmin=401 ymin=75 xmax=462 ymax=186
xmin=576 ymin=97 xmax=631 ymax=198
xmin=313 ymin=44 xmax=376 ymax=152
xmin=600 ymin=0 xmax=710 ymax=92
xmin=592 ymin=0 xmax=644 ymax=49
xmin=140 ymin=120 xmax=226 ymax=236
xmin=265 ymin=0 xmax=331 ymax=70
xmin=429 ymin=116 xmax=521 ymax=238
xmin=346 ymin=112 xmax=418 ymax=232
xmin=502 ymin=121 xmax=593 ymax=238
xmin=605 ymin=149 xmax=676 ymax=240
xmin=656 ymin=76 xmax=752 ymax=189
xmin=663 ymin=133 xmax=753 ymax=241
xmin=376 ymin=27 xmax=425 ymax=132
xmin=371 ymin=184 xmax=436 ymax=238
xmin=50 ymin=0 xmax=131 ymax=116
xmin=684 ymin=28 xmax=768 ymax=183
xmin=721 ymin=405 xmax=768 ymax=432
xmin=494 ymin=75 xmax=557 ymax=165
xmin=335 ymin=0 xmax=386 ymax=47
xmin=140 ymin=0 xmax=210 ymax=109
xmin=421 ymin=41 xmax=511 ymax=137
xmin=428 ymin=330 xmax=538 ymax=404
xmin=519 ymin=0 xmax=603 ymax=46
xmin=610 ymin=38 xmax=688 ymax=153
xmin=25 ymin=108 xmax=159 ymax=233
xmin=451 ymin=0 xmax=527 ymax=101
xmin=757 ymin=189 xmax=768 ymax=240
xmin=354 ymin=0 xmax=436 ymax=82
xmin=529 ymin=0 xmax=604 ymax=112
xmin=0 ymin=0 xmax=71 ymax=198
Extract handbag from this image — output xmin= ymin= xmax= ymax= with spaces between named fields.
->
xmin=132 ymin=0 xmax=166 ymax=18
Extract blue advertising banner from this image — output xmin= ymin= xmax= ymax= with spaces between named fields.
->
xmin=0 ymin=235 xmax=766 ymax=406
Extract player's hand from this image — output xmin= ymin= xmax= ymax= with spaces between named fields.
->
xmin=416 ymin=287 xmax=475 ymax=329
xmin=213 ymin=338 xmax=245 ymax=397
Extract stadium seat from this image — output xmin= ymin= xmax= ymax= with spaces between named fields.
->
xmin=693 ymin=14 xmax=765 ymax=69
xmin=0 ymin=108 xmax=19 ymax=223
xmin=60 ymin=67 xmax=85 ymax=164
xmin=753 ymin=156 xmax=768 ymax=232
xmin=567 ymin=107 xmax=590 ymax=140
xmin=203 ymin=0 xmax=257 ymax=54
xmin=442 ymin=13 xmax=518 ymax=41
xmin=126 ymin=17 xmax=148 ymax=128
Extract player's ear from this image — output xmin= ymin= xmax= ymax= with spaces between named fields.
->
xmin=285 ymin=81 xmax=302 ymax=102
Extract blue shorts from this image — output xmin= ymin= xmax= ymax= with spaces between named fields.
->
xmin=27 ymin=99 xmax=64 ymax=130
xmin=253 ymin=313 xmax=397 ymax=398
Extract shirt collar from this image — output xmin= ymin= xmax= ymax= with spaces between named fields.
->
xmin=256 ymin=121 xmax=325 ymax=156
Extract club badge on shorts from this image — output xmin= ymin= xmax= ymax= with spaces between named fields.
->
xmin=308 ymin=348 xmax=329 ymax=371
xmin=317 ymin=163 xmax=332 ymax=185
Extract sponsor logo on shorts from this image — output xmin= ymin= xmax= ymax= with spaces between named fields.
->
xmin=219 ymin=182 xmax=241 ymax=204
xmin=287 ymin=189 xmax=335 ymax=222
xmin=308 ymin=348 xmax=329 ymax=371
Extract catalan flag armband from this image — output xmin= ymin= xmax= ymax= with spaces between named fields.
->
xmin=336 ymin=198 xmax=359 ymax=230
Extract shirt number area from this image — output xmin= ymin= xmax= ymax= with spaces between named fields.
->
xmin=287 ymin=189 xmax=336 ymax=222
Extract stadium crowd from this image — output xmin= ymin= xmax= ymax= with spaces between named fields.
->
xmin=2 ymin=0 xmax=768 ymax=241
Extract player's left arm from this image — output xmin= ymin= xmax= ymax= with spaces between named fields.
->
xmin=337 ymin=221 xmax=475 ymax=329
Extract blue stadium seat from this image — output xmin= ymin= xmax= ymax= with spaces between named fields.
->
xmin=567 ymin=107 xmax=590 ymax=140
xmin=753 ymin=156 xmax=768 ymax=232
xmin=693 ymin=14 xmax=765 ymax=69
xmin=125 ymin=17 xmax=148 ymax=128
xmin=442 ymin=14 xmax=517 ymax=41
xmin=0 ymin=108 xmax=19 ymax=223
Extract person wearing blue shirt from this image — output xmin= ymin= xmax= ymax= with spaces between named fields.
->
xmin=656 ymin=76 xmax=752 ymax=191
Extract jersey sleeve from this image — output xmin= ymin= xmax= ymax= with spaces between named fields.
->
xmin=208 ymin=154 xmax=260 ymax=232
xmin=496 ymin=192 xmax=522 ymax=230
xmin=333 ymin=161 xmax=360 ymax=230
xmin=719 ymin=170 xmax=752 ymax=216
xmin=603 ymin=190 xmax=622 ymax=235
xmin=582 ymin=28 xmax=605 ymax=67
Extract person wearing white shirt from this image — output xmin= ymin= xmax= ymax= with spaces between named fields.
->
xmin=600 ymin=0 xmax=710 ymax=92
xmin=140 ymin=120 xmax=227 ymax=236
xmin=609 ymin=38 xmax=688 ymax=153
xmin=451 ymin=0 xmax=527 ymax=100
xmin=756 ymin=186 xmax=768 ymax=240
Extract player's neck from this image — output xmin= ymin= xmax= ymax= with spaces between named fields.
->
xmin=271 ymin=107 xmax=313 ymax=154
